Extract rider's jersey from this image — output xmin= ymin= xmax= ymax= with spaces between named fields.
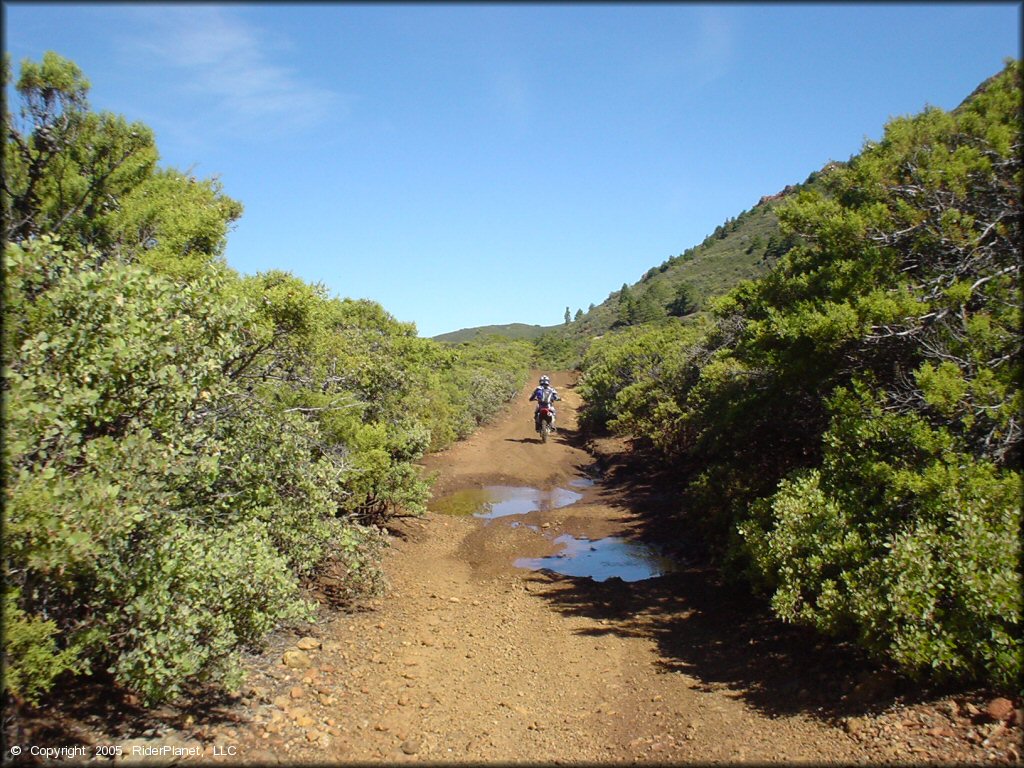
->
xmin=530 ymin=385 xmax=559 ymax=406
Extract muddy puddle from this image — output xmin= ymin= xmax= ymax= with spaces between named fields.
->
xmin=431 ymin=479 xmax=674 ymax=581
xmin=514 ymin=534 xmax=674 ymax=582
xmin=429 ymin=485 xmax=583 ymax=520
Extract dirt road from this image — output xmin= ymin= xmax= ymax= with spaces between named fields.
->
xmin=204 ymin=372 xmax=883 ymax=764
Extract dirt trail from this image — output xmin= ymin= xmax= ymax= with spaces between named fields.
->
xmin=12 ymin=374 xmax=1020 ymax=765
xmin=216 ymin=372 xmax=877 ymax=764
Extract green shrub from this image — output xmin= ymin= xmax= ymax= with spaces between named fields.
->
xmin=3 ymin=588 xmax=81 ymax=705
xmin=740 ymin=387 xmax=1022 ymax=686
xmin=2 ymin=237 xmax=367 ymax=703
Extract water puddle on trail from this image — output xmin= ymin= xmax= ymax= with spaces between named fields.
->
xmin=430 ymin=477 xmax=674 ymax=582
xmin=515 ymin=534 xmax=675 ymax=582
xmin=429 ymin=485 xmax=583 ymax=520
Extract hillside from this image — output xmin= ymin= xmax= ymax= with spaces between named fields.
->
xmin=438 ymin=162 xmax=841 ymax=357
xmin=562 ymin=163 xmax=843 ymax=341
xmin=432 ymin=322 xmax=556 ymax=344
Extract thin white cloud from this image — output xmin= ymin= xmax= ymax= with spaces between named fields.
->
xmin=688 ymin=7 xmax=735 ymax=87
xmin=124 ymin=6 xmax=345 ymax=134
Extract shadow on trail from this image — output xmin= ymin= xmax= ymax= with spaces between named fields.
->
xmin=524 ymin=437 xmax=928 ymax=724
xmin=504 ymin=427 xmax=581 ymax=447
xmin=526 ymin=566 xmax=895 ymax=723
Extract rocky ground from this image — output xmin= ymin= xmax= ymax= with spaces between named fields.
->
xmin=5 ymin=372 xmax=1021 ymax=765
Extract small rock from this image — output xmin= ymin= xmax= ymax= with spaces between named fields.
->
xmin=844 ymin=717 xmax=867 ymax=735
xmin=985 ymin=697 xmax=1014 ymax=723
xmin=282 ymin=650 xmax=311 ymax=669
xmin=296 ymin=636 xmax=321 ymax=651
xmin=401 ymin=739 xmax=421 ymax=755
xmin=289 ymin=686 xmax=304 ymax=700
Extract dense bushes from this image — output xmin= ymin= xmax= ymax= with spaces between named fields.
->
xmin=2 ymin=53 xmax=529 ymax=705
xmin=4 ymin=238 xmax=333 ymax=703
xmin=431 ymin=335 xmax=533 ymax=443
xmin=578 ymin=60 xmax=1021 ymax=687
xmin=740 ymin=390 xmax=1021 ymax=683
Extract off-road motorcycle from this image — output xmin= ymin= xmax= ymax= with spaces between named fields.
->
xmin=536 ymin=405 xmax=554 ymax=443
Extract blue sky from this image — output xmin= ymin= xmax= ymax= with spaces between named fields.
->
xmin=5 ymin=3 xmax=1020 ymax=338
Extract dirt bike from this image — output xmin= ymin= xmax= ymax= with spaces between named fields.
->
xmin=536 ymin=405 xmax=554 ymax=443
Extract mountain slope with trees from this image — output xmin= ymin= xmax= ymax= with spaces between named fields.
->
xmin=504 ymin=165 xmax=835 ymax=371
xmin=432 ymin=323 xmax=555 ymax=344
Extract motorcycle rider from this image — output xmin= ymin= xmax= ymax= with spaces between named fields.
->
xmin=529 ymin=375 xmax=560 ymax=433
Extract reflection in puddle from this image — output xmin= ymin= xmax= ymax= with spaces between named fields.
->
xmin=430 ymin=485 xmax=583 ymax=519
xmin=514 ymin=534 xmax=674 ymax=582
xmin=568 ymin=476 xmax=597 ymax=489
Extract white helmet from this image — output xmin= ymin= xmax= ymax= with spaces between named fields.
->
xmin=539 ymin=375 xmax=550 ymax=386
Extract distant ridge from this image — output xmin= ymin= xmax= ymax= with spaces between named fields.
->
xmin=432 ymin=322 xmax=557 ymax=343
